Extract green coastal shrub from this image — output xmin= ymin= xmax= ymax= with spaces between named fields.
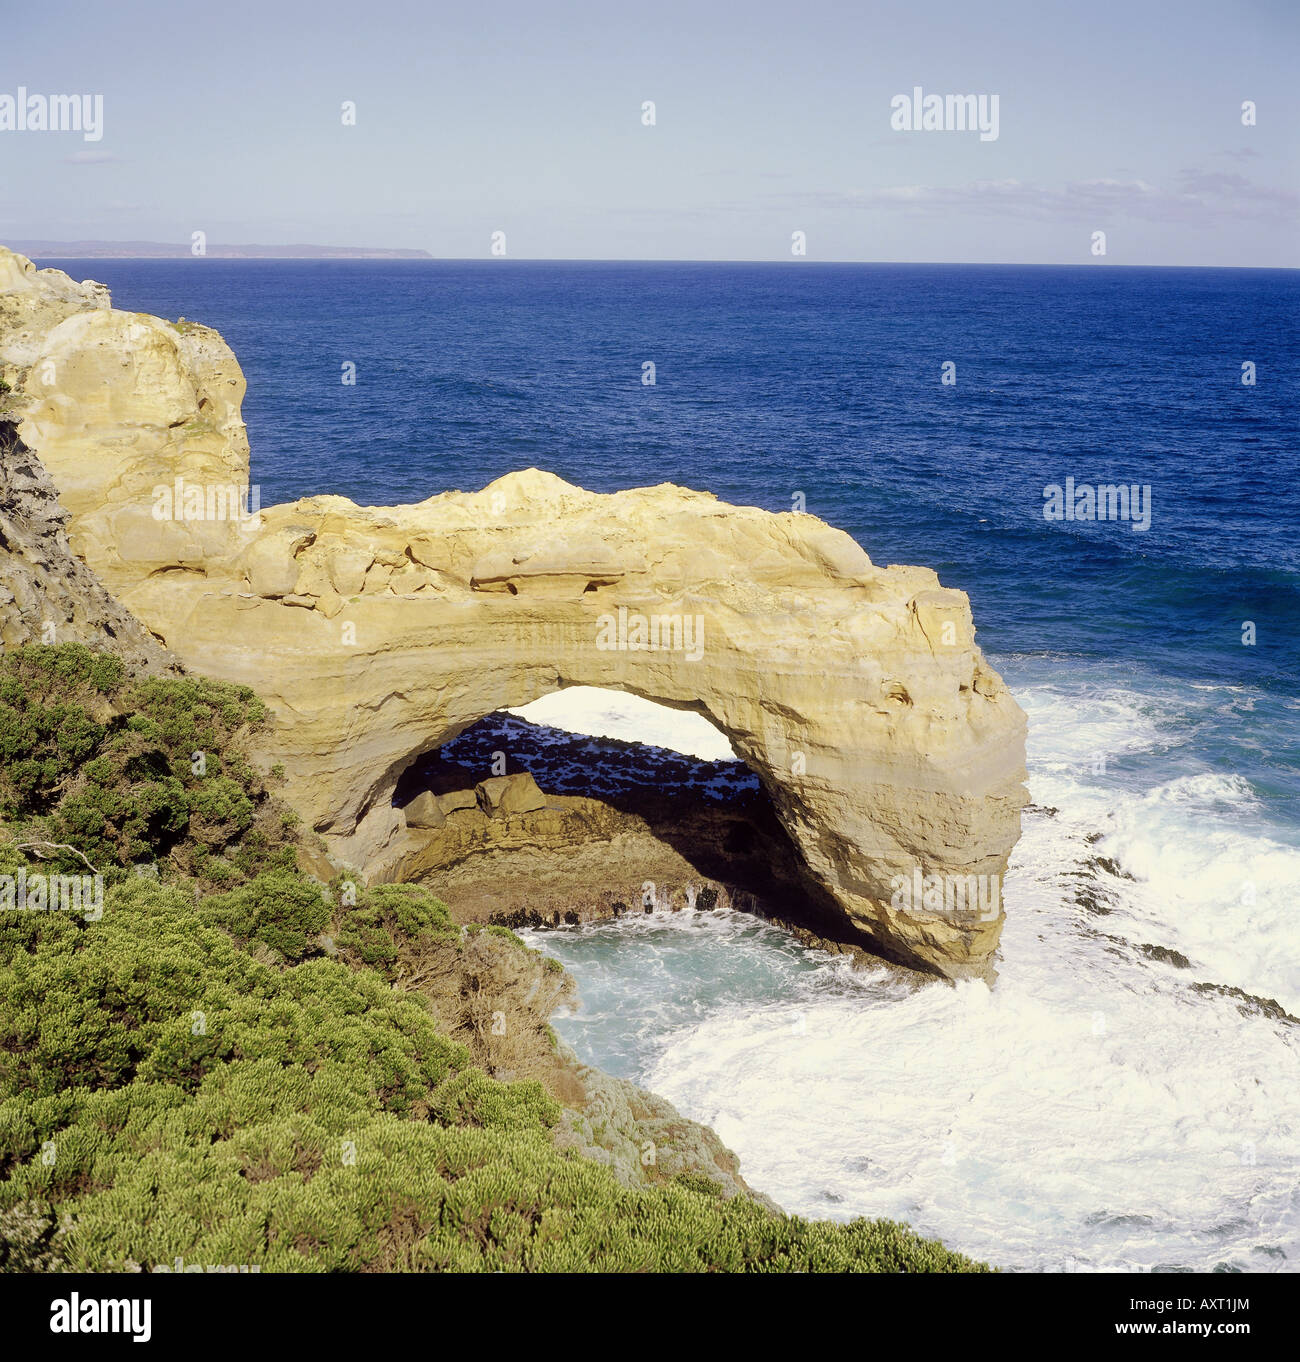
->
xmin=0 ymin=644 xmax=294 ymax=886
xmin=333 ymin=881 xmax=459 ymax=981
xmin=0 ymin=862 xmax=989 ymax=1272
xmin=0 ymin=647 xmax=122 ymax=816
xmin=430 ymin=1068 xmax=560 ymax=1133
xmin=0 ymin=1200 xmax=69 ymax=1272
xmin=468 ymin=922 xmax=531 ymax=950
xmin=200 ymin=870 xmax=331 ymax=962
xmin=0 ymin=646 xmax=990 ymax=1273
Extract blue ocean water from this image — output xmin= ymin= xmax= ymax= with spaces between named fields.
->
xmin=69 ymin=261 xmax=1300 ymax=692
xmin=53 ymin=259 xmax=1300 ymax=1270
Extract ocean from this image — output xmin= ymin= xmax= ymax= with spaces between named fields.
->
xmin=52 ymin=258 xmax=1300 ymax=1271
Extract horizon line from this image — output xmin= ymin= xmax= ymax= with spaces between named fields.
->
xmin=12 ymin=251 xmax=1297 ymax=272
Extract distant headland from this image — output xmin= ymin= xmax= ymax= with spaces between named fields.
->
xmin=9 ymin=240 xmax=434 ymax=259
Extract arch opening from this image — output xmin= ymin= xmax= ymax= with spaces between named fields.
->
xmin=384 ymin=684 xmax=856 ymax=947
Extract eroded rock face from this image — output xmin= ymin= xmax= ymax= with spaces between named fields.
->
xmin=0 ymin=246 xmax=1028 ymax=979
xmin=0 ymin=419 xmax=177 ymax=672
xmin=412 ymin=922 xmax=770 ymax=1203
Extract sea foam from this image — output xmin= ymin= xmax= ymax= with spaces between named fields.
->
xmin=523 ymin=670 xmax=1300 ymax=1271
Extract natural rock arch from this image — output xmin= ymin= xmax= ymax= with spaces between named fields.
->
xmin=1 ymin=248 xmax=1028 ymax=979
xmin=93 ymin=461 xmax=1029 ymax=980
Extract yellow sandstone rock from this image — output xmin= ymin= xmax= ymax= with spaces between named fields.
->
xmin=0 ymin=246 xmax=1028 ymax=978
xmin=475 ymin=772 xmax=548 ymax=816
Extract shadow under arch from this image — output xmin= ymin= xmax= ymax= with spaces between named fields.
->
xmin=385 ymin=684 xmax=863 ymax=952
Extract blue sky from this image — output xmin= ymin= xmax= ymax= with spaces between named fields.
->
xmin=2 ymin=0 xmax=1296 ymax=264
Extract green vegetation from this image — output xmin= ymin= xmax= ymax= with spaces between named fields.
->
xmin=466 ymin=921 xmax=529 ymax=950
xmin=332 ymin=880 xmax=459 ymax=981
xmin=0 ymin=645 xmax=989 ymax=1272
xmin=0 ymin=645 xmax=293 ymax=887
xmin=200 ymin=870 xmax=332 ymax=962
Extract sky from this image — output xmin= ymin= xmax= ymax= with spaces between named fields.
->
xmin=1 ymin=0 xmax=1296 ymax=265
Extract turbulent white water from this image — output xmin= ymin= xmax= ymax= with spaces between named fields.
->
xmin=519 ymin=668 xmax=1300 ymax=1272
xmin=510 ymin=687 xmax=737 ymax=762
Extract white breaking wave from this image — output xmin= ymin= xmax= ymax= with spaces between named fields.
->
xmin=1019 ymin=680 xmax=1169 ymax=769
xmin=1098 ymin=790 xmax=1300 ymax=1018
xmin=1017 ymin=671 xmax=1300 ymax=1018
xmin=642 ymin=949 xmax=1300 ymax=1271
xmin=523 ymin=664 xmax=1300 ymax=1271
xmin=508 ymin=686 xmax=736 ymax=762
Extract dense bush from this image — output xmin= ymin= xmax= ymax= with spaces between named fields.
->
xmin=200 ymin=870 xmax=332 ymax=962
xmin=333 ymin=880 xmax=460 ymax=981
xmin=0 ymin=644 xmax=294 ymax=885
xmin=0 ymin=647 xmax=990 ymax=1273
xmin=0 ymin=646 xmax=121 ymax=815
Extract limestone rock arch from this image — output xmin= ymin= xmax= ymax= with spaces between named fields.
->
xmin=1 ymin=249 xmax=1028 ymax=979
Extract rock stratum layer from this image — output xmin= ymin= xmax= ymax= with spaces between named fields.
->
xmin=0 ymin=246 xmax=1028 ymax=978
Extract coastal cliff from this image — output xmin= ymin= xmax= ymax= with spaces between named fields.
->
xmin=0 ymin=246 xmax=1028 ymax=980
xmin=0 ymin=248 xmax=773 ymax=1218
xmin=0 ymin=418 xmax=176 ymax=674
xmin=0 ymin=246 xmax=1007 ymax=1271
